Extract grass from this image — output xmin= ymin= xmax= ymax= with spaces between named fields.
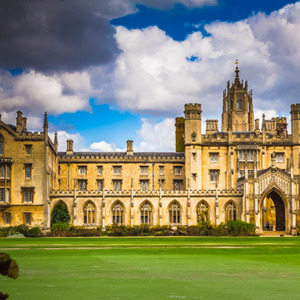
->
xmin=1 ymin=237 xmax=300 ymax=299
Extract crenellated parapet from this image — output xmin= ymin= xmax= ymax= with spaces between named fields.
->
xmin=184 ymin=103 xmax=201 ymax=120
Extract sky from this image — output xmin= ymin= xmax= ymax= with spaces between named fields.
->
xmin=0 ymin=0 xmax=300 ymax=152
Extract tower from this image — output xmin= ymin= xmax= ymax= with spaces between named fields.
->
xmin=184 ymin=103 xmax=202 ymax=190
xmin=222 ymin=61 xmax=254 ymax=132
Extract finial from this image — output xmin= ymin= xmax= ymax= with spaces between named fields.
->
xmin=234 ymin=59 xmax=240 ymax=81
xmin=54 ymin=131 xmax=58 ymax=145
xmin=43 ymin=112 xmax=48 ymax=128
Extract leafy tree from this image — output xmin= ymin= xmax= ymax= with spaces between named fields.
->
xmin=51 ymin=203 xmax=70 ymax=225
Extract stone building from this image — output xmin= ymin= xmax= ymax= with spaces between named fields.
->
xmin=1 ymin=64 xmax=299 ymax=234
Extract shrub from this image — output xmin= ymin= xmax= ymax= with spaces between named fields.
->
xmin=27 ymin=227 xmax=42 ymax=237
xmin=51 ymin=222 xmax=70 ymax=237
xmin=227 ymin=220 xmax=256 ymax=236
xmin=67 ymin=226 xmax=101 ymax=237
xmin=51 ymin=203 xmax=70 ymax=225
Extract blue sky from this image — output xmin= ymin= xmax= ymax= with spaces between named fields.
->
xmin=0 ymin=0 xmax=299 ymax=152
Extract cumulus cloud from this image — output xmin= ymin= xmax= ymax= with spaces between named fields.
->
xmin=107 ymin=2 xmax=300 ymax=120
xmin=90 ymin=141 xmax=125 ymax=152
xmin=134 ymin=118 xmax=175 ymax=152
xmin=0 ymin=69 xmax=94 ymax=116
xmin=49 ymin=130 xmax=86 ymax=152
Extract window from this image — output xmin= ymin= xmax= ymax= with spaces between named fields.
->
xmin=173 ymin=180 xmax=183 ymax=191
xmin=192 ymin=173 xmax=197 ymax=182
xmin=97 ymin=180 xmax=103 ymax=191
xmin=140 ymin=201 xmax=152 ymax=225
xmin=239 ymin=151 xmax=255 ymax=162
xmin=210 ymin=153 xmax=218 ymax=162
xmin=159 ymin=179 xmax=164 ymax=190
xmin=169 ymin=201 xmax=181 ymax=224
xmin=210 ymin=170 xmax=219 ymax=183
xmin=113 ymin=180 xmax=122 ymax=191
xmin=140 ymin=166 xmax=148 ymax=175
xmin=78 ymin=180 xmax=87 ymax=191
xmin=83 ymin=201 xmax=96 ymax=225
xmin=159 ymin=166 xmax=164 ymax=175
xmin=275 ymin=153 xmax=284 ymax=162
xmin=97 ymin=166 xmax=102 ymax=175
xmin=24 ymin=212 xmax=32 ymax=225
xmin=112 ymin=201 xmax=124 ymax=225
xmin=0 ymin=188 xmax=9 ymax=203
xmin=23 ymin=188 xmax=34 ymax=203
xmin=78 ymin=166 xmax=87 ymax=175
xmin=0 ymin=136 xmax=3 ymax=155
xmin=4 ymin=213 xmax=11 ymax=225
xmin=25 ymin=164 xmax=32 ymax=179
xmin=140 ymin=180 xmax=148 ymax=191
xmin=113 ymin=166 xmax=121 ymax=175
xmin=25 ymin=145 xmax=32 ymax=155
xmin=197 ymin=201 xmax=209 ymax=222
xmin=237 ymin=98 xmax=242 ymax=109
xmin=174 ymin=166 xmax=182 ymax=175
xmin=0 ymin=165 xmax=4 ymax=178
xmin=225 ymin=202 xmax=237 ymax=222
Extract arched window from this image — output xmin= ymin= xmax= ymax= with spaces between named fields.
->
xmin=225 ymin=201 xmax=237 ymax=222
xmin=237 ymin=99 xmax=242 ymax=110
xmin=140 ymin=201 xmax=152 ymax=225
xmin=112 ymin=201 xmax=124 ymax=225
xmin=0 ymin=135 xmax=4 ymax=156
xmin=169 ymin=201 xmax=181 ymax=225
xmin=197 ymin=201 xmax=209 ymax=222
xmin=83 ymin=201 xmax=96 ymax=225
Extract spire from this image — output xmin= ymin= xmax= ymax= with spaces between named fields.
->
xmin=234 ymin=59 xmax=240 ymax=83
xmin=54 ymin=131 xmax=58 ymax=146
xmin=43 ymin=112 xmax=48 ymax=136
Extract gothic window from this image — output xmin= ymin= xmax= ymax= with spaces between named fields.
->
xmin=4 ymin=213 xmax=11 ymax=225
xmin=210 ymin=153 xmax=218 ymax=162
xmin=197 ymin=201 xmax=209 ymax=222
xmin=25 ymin=145 xmax=32 ymax=155
xmin=174 ymin=166 xmax=182 ymax=175
xmin=169 ymin=201 xmax=181 ymax=224
xmin=113 ymin=180 xmax=122 ymax=191
xmin=78 ymin=180 xmax=87 ymax=191
xmin=140 ymin=180 xmax=148 ymax=191
xmin=83 ymin=201 xmax=96 ymax=225
xmin=24 ymin=212 xmax=32 ymax=225
xmin=159 ymin=166 xmax=164 ymax=175
xmin=112 ymin=201 xmax=124 ymax=225
xmin=173 ymin=180 xmax=183 ymax=191
xmin=0 ymin=135 xmax=3 ymax=155
xmin=23 ymin=188 xmax=34 ymax=203
xmin=275 ymin=153 xmax=284 ymax=162
xmin=0 ymin=188 xmax=5 ymax=202
xmin=225 ymin=201 xmax=237 ymax=222
xmin=237 ymin=99 xmax=242 ymax=110
xmin=78 ymin=166 xmax=87 ymax=175
xmin=140 ymin=201 xmax=153 ymax=225
xmin=97 ymin=166 xmax=102 ymax=175
xmin=0 ymin=165 xmax=4 ymax=178
xmin=113 ymin=166 xmax=121 ymax=175
xmin=97 ymin=180 xmax=103 ymax=191
xmin=210 ymin=170 xmax=219 ymax=183
xmin=25 ymin=164 xmax=32 ymax=179
xmin=140 ymin=166 xmax=148 ymax=175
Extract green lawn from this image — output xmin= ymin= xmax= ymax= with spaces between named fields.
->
xmin=1 ymin=237 xmax=300 ymax=299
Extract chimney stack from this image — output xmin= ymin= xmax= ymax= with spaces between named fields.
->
xmin=126 ymin=140 xmax=133 ymax=155
xmin=66 ymin=139 xmax=74 ymax=155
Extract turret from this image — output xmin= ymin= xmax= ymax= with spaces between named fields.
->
xmin=221 ymin=61 xmax=254 ymax=132
xmin=175 ymin=117 xmax=185 ymax=152
xmin=184 ymin=103 xmax=202 ymax=145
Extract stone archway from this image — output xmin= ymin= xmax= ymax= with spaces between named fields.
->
xmin=261 ymin=190 xmax=286 ymax=231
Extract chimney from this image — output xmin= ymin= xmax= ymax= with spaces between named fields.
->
xmin=126 ymin=140 xmax=133 ymax=155
xmin=66 ymin=139 xmax=74 ymax=155
xmin=16 ymin=111 xmax=23 ymax=133
xmin=22 ymin=117 xmax=27 ymax=131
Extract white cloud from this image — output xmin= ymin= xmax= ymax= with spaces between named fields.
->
xmin=0 ymin=70 xmax=94 ymax=116
xmin=49 ymin=131 xmax=86 ymax=152
xmin=90 ymin=141 xmax=125 ymax=152
xmin=134 ymin=118 xmax=175 ymax=152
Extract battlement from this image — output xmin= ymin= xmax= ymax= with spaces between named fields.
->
xmin=184 ymin=103 xmax=201 ymax=111
xmin=291 ymin=103 xmax=300 ymax=112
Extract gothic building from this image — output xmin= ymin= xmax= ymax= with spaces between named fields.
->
xmin=1 ymin=65 xmax=299 ymax=234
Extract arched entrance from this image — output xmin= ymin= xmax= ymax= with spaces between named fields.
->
xmin=261 ymin=190 xmax=285 ymax=231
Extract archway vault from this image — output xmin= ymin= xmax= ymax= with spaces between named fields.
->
xmin=259 ymin=185 xmax=287 ymax=232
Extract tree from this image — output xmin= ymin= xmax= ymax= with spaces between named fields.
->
xmin=51 ymin=203 xmax=70 ymax=225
